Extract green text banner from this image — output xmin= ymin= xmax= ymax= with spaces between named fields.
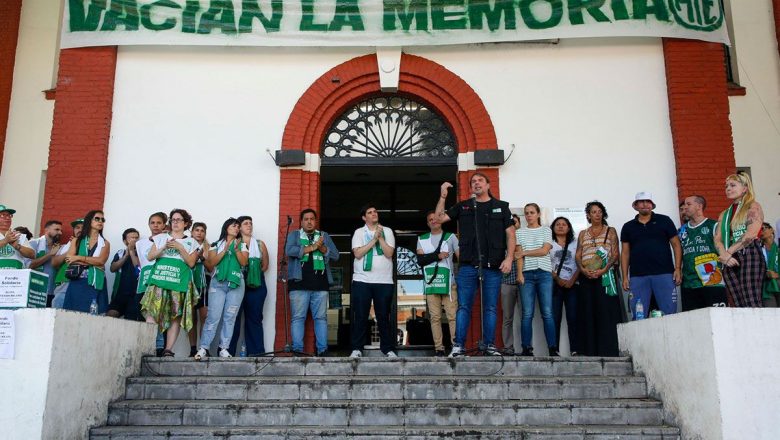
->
xmin=62 ymin=0 xmax=730 ymax=48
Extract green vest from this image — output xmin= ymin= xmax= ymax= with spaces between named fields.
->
xmin=680 ymin=219 xmax=724 ymax=289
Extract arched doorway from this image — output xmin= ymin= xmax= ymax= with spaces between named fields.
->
xmin=275 ymin=53 xmax=502 ymax=353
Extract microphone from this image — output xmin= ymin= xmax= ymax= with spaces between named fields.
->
xmin=286 ymin=215 xmax=292 ymax=226
xmin=471 ymin=193 xmax=477 ymax=208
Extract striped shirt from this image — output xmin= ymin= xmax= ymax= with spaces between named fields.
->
xmin=517 ymin=226 xmax=553 ymax=272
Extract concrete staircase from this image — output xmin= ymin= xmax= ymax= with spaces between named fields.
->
xmin=91 ymin=356 xmax=680 ymax=439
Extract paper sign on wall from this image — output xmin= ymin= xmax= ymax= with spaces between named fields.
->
xmin=0 ymin=310 xmax=14 ymax=359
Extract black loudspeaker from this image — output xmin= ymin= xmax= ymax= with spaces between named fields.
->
xmin=474 ymin=150 xmax=505 ymax=166
xmin=275 ymin=149 xmax=306 ymax=167
xmin=406 ymin=317 xmax=434 ymax=345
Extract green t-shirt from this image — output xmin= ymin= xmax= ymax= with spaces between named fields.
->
xmin=679 ymin=219 xmax=724 ymax=289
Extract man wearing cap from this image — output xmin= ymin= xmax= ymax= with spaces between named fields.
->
xmin=29 ymin=220 xmax=63 ymax=305
xmin=51 ymin=218 xmax=85 ymax=308
xmin=620 ymin=192 xmax=683 ymax=318
xmin=0 ymin=204 xmax=35 ymax=268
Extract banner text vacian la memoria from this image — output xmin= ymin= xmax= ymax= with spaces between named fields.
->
xmin=62 ymin=0 xmax=730 ymax=48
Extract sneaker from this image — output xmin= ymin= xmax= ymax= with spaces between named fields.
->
xmin=194 ymin=347 xmax=208 ymax=361
xmin=570 ymin=351 xmax=579 ymax=357
xmin=316 ymin=350 xmax=330 ymax=357
xmin=549 ymin=346 xmax=560 ymax=357
xmin=218 ymin=347 xmax=232 ymax=358
xmin=349 ymin=350 xmax=362 ymax=358
xmin=155 ymin=348 xmax=165 ymax=357
xmin=434 ymin=350 xmax=446 ymax=357
xmin=386 ymin=351 xmax=398 ymax=358
xmin=449 ymin=345 xmax=464 ymax=358
xmin=520 ymin=346 xmax=534 ymax=357
xmin=485 ymin=344 xmax=502 ymax=356
xmin=189 ymin=346 xmax=197 ymax=357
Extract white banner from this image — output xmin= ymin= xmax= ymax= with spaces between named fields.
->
xmin=61 ymin=0 xmax=730 ymax=49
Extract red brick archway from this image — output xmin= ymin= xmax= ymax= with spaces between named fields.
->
xmin=274 ymin=53 xmax=502 ymax=352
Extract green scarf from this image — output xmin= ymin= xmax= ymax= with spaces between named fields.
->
xmin=596 ymin=246 xmax=617 ymax=296
xmin=78 ymin=237 xmax=105 ymax=290
xmin=54 ymin=263 xmax=68 ymax=285
xmin=193 ymin=261 xmax=206 ymax=291
xmin=720 ymin=202 xmax=742 ymax=249
xmin=215 ymin=240 xmax=243 ymax=289
xmin=764 ymin=243 xmax=779 ymax=297
xmin=363 ymin=228 xmax=385 ymax=271
xmin=300 ymin=229 xmax=325 ymax=272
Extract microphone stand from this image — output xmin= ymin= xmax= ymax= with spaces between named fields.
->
xmin=257 ymin=215 xmax=313 ymax=357
xmin=462 ymin=194 xmax=488 ymax=356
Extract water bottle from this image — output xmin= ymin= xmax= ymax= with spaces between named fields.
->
xmin=635 ymin=298 xmax=645 ymax=320
xmin=89 ymin=299 xmax=99 ymax=316
xmin=239 ymin=343 xmax=247 ymax=358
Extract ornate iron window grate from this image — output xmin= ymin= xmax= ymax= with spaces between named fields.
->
xmin=323 ymin=96 xmax=457 ymax=162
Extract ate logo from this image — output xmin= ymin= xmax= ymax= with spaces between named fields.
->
xmin=0 ymin=244 xmax=14 ymax=257
xmin=164 ymin=247 xmax=179 ymax=257
xmin=668 ymin=0 xmax=724 ymax=31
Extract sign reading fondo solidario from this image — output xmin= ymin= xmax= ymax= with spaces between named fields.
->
xmin=62 ymin=0 xmax=730 ymax=48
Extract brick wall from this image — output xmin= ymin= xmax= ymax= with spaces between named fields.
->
xmin=41 ymin=47 xmax=118 ymax=238
xmin=663 ymin=39 xmax=736 ymax=218
xmin=276 ymin=54 xmax=501 ymax=352
xmin=0 ymin=0 xmax=23 ymax=174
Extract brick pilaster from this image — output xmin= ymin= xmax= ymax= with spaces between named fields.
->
xmin=663 ymin=39 xmax=736 ymax=218
xmin=0 ymin=0 xmax=23 ymax=174
xmin=41 ymin=47 xmax=117 ymax=238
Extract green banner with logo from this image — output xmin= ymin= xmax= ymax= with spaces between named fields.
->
xmin=61 ymin=0 xmax=729 ymax=48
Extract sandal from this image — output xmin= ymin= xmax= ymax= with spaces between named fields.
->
xmin=162 ymin=349 xmax=175 ymax=357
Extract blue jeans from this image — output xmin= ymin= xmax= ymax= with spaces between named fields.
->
xmin=229 ymin=278 xmax=268 ymax=356
xmin=520 ymin=269 xmax=557 ymax=348
xmin=290 ymin=290 xmax=329 ymax=354
xmin=629 ymin=273 xmax=677 ymax=318
xmin=454 ymin=266 xmax=502 ymax=347
xmin=200 ymin=278 xmax=245 ymax=350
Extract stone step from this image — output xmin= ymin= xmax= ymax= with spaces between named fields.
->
xmin=107 ymin=399 xmax=665 ymax=427
xmin=126 ymin=375 xmax=648 ymax=401
xmin=91 ymin=424 xmax=681 ymax=440
xmin=140 ymin=357 xmax=635 ymax=378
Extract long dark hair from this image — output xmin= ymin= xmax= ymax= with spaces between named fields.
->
xmin=77 ymin=210 xmax=104 ymax=250
xmin=550 ymin=217 xmax=575 ymax=247
xmin=215 ymin=217 xmax=240 ymax=245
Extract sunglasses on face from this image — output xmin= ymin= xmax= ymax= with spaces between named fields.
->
xmin=93 ymin=217 xmax=106 ymax=223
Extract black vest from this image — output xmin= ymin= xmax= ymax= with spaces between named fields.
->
xmin=456 ymin=198 xmax=510 ymax=268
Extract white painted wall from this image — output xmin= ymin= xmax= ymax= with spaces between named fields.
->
xmin=104 ymin=46 xmax=371 ymax=353
xmin=619 ymin=308 xmax=780 ymax=440
xmin=0 ymin=0 xmax=61 ymax=232
xmin=0 ymin=308 xmax=55 ymax=440
xmin=728 ymin=0 xmax=780 ymax=226
xmin=0 ymin=309 xmax=156 ymax=440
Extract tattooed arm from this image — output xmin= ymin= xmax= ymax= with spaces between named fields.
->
xmin=727 ymin=202 xmax=764 ymax=255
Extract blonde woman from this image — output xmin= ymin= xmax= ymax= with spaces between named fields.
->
xmin=714 ymin=172 xmax=766 ymax=307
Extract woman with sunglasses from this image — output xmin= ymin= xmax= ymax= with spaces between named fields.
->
xmin=195 ymin=218 xmax=248 ymax=360
xmin=140 ymin=209 xmax=200 ymax=357
xmin=63 ymin=210 xmax=111 ymax=314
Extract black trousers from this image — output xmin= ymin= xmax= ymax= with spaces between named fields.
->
xmin=351 ymin=281 xmax=395 ymax=354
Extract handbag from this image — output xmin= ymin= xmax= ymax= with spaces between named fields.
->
xmin=65 ymin=264 xmax=85 ymax=280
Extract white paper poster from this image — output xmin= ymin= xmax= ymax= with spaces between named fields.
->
xmin=0 ymin=310 xmax=15 ymax=359
xmin=552 ymin=207 xmax=589 ymax=234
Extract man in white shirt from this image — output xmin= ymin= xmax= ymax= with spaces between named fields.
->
xmin=350 ymin=204 xmax=396 ymax=358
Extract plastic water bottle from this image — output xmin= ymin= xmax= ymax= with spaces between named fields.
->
xmin=239 ymin=343 xmax=247 ymax=358
xmin=635 ymin=298 xmax=645 ymax=320
xmin=89 ymin=299 xmax=99 ymax=315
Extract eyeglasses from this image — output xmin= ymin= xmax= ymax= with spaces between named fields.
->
xmin=93 ymin=217 xmax=106 ymax=223
xmin=0 ymin=212 xmax=12 ymax=218
xmin=171 ymin=218 xmax=185 ymax=223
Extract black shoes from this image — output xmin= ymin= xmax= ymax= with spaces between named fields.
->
xmin=520 ymin=346 xmax=534 ymax=357
xmin=434 ymin=350 xmax=447 ymax=357
xmin=549 ymin=346 xmax=560 ymax=357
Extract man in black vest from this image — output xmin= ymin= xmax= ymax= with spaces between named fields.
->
xmin=435 ymin=173 xmax=515 ymax=356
